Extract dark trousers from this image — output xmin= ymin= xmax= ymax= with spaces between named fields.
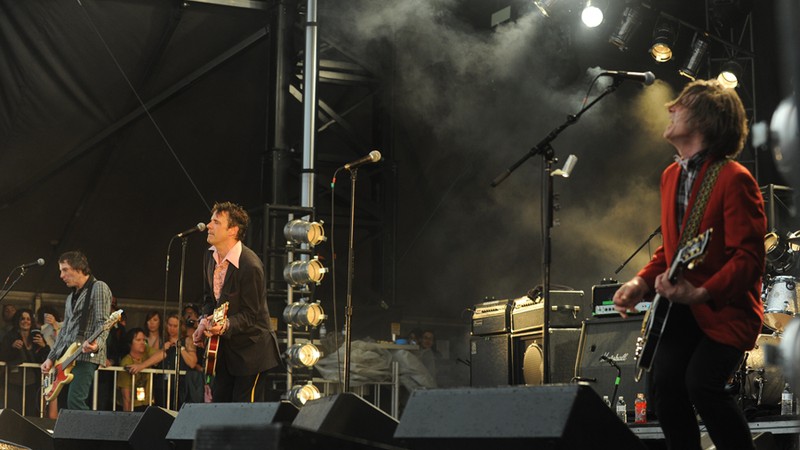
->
xmin=211 ymin=351 xmax=271 ymax=403
xmin=650 ymin=304 xmax=754 ymax=450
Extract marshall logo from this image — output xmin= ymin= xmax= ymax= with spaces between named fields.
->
xmin=602 ymin=352 xmax=630 ymax=363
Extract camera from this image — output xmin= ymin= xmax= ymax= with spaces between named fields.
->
xmin=184 ymin=318 xmax=197 ymax=328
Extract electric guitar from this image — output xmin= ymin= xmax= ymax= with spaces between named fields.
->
xmin=42 ymin=309 xmax=124 ymax=402
xmin=204 ymin=302 xmax=229 ymax=377
xmin=634 ymin=229 xmax=712 ymax=382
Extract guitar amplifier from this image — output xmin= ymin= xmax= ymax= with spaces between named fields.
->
xmin=510 ymin=296 xmax=544 ymax=333
xmin=471 ymin=299 xmax=511 ymax=336
xmin=592 ymin=283 xmax=651 ymax=317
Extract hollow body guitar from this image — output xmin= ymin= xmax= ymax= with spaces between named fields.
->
xmin=634 ymin=229 xmax=712 ymax=381
xmin=204 ymin=302 xmax=229 ymax=377
xmin=42 ymin=309 xmax=124 ymax=402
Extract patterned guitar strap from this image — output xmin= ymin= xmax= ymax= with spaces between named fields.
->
xmin=678 ymin=159 xmax=728 ymax=248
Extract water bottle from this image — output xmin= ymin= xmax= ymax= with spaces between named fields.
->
xmin=616 ymin=396 xmax=627 ymax=423
xmin=603 ymin=395 xmax=611 ymax=409
xmin=634 ymin=393 xmax=647 ymax=423
xmin=781 ymin=383 xmax=793 ymax=415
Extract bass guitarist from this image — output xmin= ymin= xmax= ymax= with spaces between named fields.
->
xmin=41 ymin=251 xmax=112 ymax=410
xmin=613 ymin=79 xmax=766 ymax=450
xmin=193 ymin=202 xmax=281 ymax=402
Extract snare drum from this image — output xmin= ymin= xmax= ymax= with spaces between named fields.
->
xmin=744 ymin=334 xmax=785 ymax=407
xmin=763 ymin=276 xmax=797 ymax=332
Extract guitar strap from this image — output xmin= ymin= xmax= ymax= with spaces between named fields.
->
xmin=75 ymin=277 xmax=96 ymax=341
xmin=678 ymin=159 xmax=728 ymax=248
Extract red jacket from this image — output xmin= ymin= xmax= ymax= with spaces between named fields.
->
xmin=638 ymin=158 xmax=766 ymax=351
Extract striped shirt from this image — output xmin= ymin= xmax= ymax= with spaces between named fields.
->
xmin=674 ymin=150 xmax=708 ymax=232
xmin=47 ymin=279 xmax=112 ymax=366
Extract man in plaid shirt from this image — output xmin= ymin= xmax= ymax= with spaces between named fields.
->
xmin=41 ymin=251 xmax=112 ymax=410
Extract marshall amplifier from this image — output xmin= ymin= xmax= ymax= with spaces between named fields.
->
xmin=592 ymin=283 xmax=651 ymax=317
xmin=526 ymin=290 xmax=589 ymax=328
xmin=510 ymin=296 xmax=544 ymax=333
xmin=471 ymin=299 xmax=511 ymax=336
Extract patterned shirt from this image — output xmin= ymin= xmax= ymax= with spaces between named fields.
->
xmin=47 ymin=279 xmax=112 ymax=366
xmin=674 ymin=150 xmax=708 ymax=232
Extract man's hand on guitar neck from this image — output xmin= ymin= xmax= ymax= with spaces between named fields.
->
xmin=654 ymin=272 xmax=709 ymax=305
xmin=81 ymin=340 xmax=99 ymax=354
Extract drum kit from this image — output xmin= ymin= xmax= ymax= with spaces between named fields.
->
xmin=735 ymin=231 xmax=800 ymax=411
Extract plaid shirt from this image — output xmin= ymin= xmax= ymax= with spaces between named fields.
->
xmin=674 ymin=150 xmax=708 ymax=232
xmin=47 ymin=279 xmax=112 ymax=366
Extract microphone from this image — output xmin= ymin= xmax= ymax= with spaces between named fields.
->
xmin=18 ymin=258 xmax=45 ymax=269
xmin=343 ymin=150 xmax=382 ymax=170
xmin=600 ymin=70 xmax=656 ymax=85
xmin=175 ymin=222 xmax=207 ymax=238
xmin=600 ymin=355 xmax=620 ymax=368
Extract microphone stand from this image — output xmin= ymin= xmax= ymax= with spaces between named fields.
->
xmin=343 ymin=167 xmax=359 ymax=391
xmin=491 ymin=82 xmax=620 ymax=383
xmin=0 ymin=267 xmax=32 ymax=304
xmin=602 ymin=356 xmax=622 ymax=405
xmin=172 ymin=237 xmax=189 ymax=409
xmin=614 ymin=226 xmax=661 ymax=274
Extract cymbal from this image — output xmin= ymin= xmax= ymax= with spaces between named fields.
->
xmin=787 ymin=235 xmax=800 ymax=245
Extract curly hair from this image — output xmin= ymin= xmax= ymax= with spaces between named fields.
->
xmin=211 ymin=201 xmax=249 ymax=241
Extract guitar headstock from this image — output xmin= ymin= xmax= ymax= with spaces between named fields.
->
xmin=103 ymin=309 xmax=124 ymax=331
xmin=676 ymin=228 xmax=713 ymax=270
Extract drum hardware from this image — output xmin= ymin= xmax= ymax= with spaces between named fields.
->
xmin=765 ymin=232 xmax=797 ymax=274
xmin=738 ymin=333 xmax=786 ymax=410
xmin=762 ymin=275 xmax=798 ymax=332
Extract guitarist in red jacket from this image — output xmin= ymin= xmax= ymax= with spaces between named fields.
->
xmin=613 ymin=80 xmax=766 ymax=450
xmin=193 ymin=202 xmax=281 ymax=402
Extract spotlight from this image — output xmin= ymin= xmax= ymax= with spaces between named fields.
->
xmin=286 ymin=382 xmax=322 ymax=407
xmin=678 ymin=33 xmax=709 ymax=80
xmin=609 ymin=4 xmax=643 ymax=51
xmin=283 ymin=299 xmax=325 ymax=327
xmin=283 ymin=258 xmax=327 ymax=286
xmin=581 ymin=1 xmax=604 ymax=28
xmin=650 ymin=19 xmax=677 ymax=62
xmin=717 ymin=60 xmax=744 ymax=89
xmin=284 ymin=219 xmax=326 ymax=246
xmin=285 ymin=342 xmax=322 ymax=368
xmin=534 ymin=0 xmax=559 ymax=17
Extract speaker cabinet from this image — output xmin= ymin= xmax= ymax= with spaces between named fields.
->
xmin=53 ymin=406 xmax=175 ymax=450
xmin=395 ymin=384 xmax=646 ymax=450
xmin=470 ymin=334 xmax=512 ymax=387
xmin=548 ymin=328 xmax=581 ymax=383
xmin=0 ymin=409 xmax=53 ymax=450
xmin=167 ymin=402 xmax=299 ymax=450
xmin=576 ymin=317 xmax=651 ymax=415
xmin=292 ymin=393 xmax=399 ymax=445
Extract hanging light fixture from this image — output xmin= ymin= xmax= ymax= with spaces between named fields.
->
xmin=534 ymin=0 xmax=559 ymax=17
xmin=285 ymin=342 xmax=322 ymax=368
xmin=717 ymin=60 xmax=744 ymax=89
xmin=650 ymin=18 xmax=677 ymax=62
xmin=609 ymin=4 xmax=643 ymax=51
xmin=286 ymin=382 xmax=322 ymax=408
xmin=284 ymin=219 xmax=326 ymax=246
xmin=678 ymin=33 xmax=709 ymax=80
xmin=581 ymin=0 xmax=604 ymax=28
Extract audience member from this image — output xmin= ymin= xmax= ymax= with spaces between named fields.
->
xmin=0 ymin=308 xmax=49 ymax=416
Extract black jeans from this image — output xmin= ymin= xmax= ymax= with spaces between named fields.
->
xmin=650 ymin=304 xmax=754 ymax=450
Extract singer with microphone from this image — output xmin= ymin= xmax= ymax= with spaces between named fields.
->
xmin=612 ymin=80 xmax=765 ymax=450
xmin=192 ymin=202 xmax=281 ymax=403
xmin=41 ymin=251 xmax=113 ymax=410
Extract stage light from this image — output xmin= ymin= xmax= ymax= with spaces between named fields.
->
xmin=678 ymin=33 xmax=709 ymax=80
xmin=609 ymin=4 xmax=643 ymax=51
xmin=284 ymin=219 xmax=326 ymax=246
xmin=286 ymin=342 xmax=322 ymax=368
xmin=286 ymin=382 xmax=322 ymax=407
xmin=581 ymin=1 xmax=604 ymax=28
xmin=650 ymin=19 xmax=677 ymax=62
xmin=717 ymin=60 xmax=743 ymax=89
xmin=283 ymin=258 xmax=327 ymax=286
xmin=534 ymin=0 xmax=559 ymax=17
xmin=283 ymin=299 xmax=325 ymax=327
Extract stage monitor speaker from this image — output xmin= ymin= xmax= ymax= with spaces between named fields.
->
xmin=576 ymin=317 xmax=651 ymax=416
xmin=0 ymin=409 xmax=53 ymax=450
xmin=193 ymin=423 xmax=406 ymax=450
xmin=53 ymin=406 xmax=175 ymax=450
xmin=470 ymin=334 xmax=512 ymax=387
xmin=395 ymin=384 xmax=646 ymax=450
xmin=167 ymin=402 xmax=299 ymax=450
xmin=292 ymin=393 xmax=399 ymax=445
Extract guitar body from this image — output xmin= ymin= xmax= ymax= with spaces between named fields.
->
xmin=633 ymin=230 xmax=712 ymax=382
xmin=41 ymin=309 xmax=124 ymax=403
xmin=204 ymin=302 xmax=229 ymax=377
xmin=42 ymin=342 xmax=80 ymax=402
